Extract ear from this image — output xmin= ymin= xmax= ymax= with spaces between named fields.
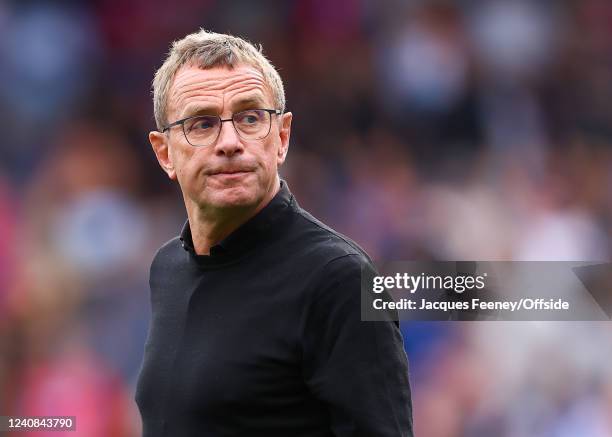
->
xmin=149 ymin=130 xmax=177 ymax=180
xmin=276 ymin=111 xmax=292 ymax=166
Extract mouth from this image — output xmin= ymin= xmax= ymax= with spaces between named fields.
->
xmin=206 ymin=168 xmax=256 ymax=181
xmin=209 ymin=169 xmax=253 ymax=176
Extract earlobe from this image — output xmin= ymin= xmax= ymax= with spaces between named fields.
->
xmin=277 ymin=112 xmax=292 ymax=165
xmin=149 ymin=131 xmax=177 ymax=180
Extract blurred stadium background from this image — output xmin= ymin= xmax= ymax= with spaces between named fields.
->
xmin=1 ymin=0 xmax=611 ymax=435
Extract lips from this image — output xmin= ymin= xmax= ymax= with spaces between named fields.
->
xmin=209 ymin=169 xmax=253 ymax=175
xmin=206 ymin=164 xmax=257 ymax=177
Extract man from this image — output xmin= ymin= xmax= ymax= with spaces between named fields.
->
xmin=135 ymin=29 xmax=413 ymax=436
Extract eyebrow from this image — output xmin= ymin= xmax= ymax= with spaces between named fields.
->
xmin=180 ymin=104 xmax=218 ymax=119
xmin=231 ymin=96 xmax=267 ymax=111
xmin=180 ymin=96 xmax=268 ymax=119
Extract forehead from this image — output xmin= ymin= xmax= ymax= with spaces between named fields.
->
xmin=168 ymin=64 xmax=272 ymax=118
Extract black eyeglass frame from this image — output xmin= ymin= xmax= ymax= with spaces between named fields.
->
xmin=161 ymin=108 xmax=282 ymax=147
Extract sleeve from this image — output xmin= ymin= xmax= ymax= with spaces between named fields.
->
xmin=301 ymin=254 xmax=414 ymax=437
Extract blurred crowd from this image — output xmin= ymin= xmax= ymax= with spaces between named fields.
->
xmin=0 ymin=0 xmax=611 ymax=436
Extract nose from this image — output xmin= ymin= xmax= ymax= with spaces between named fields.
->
xmin=213 ymin=119 xmax=244 ymax=157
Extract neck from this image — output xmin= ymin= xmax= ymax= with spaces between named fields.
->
xmin=186 ymin=178 xmax=280 ymax=255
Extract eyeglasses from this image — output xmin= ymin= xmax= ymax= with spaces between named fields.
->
xmin=161 ymin=108 xmax=281 ymax=147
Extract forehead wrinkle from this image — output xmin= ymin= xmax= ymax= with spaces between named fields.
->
xmin=178 ymin=96 xmax=223 ymax=119
xmin=216 ymin=76 xmax=271 ymax=110
xmin=176 ymin=82 xmax=270 ymax=119
xmin=173 ymin=67 xmax=266 ymax=94
xmin=169 ymin=67 xmax=269 ymax=120
xmin=225 ymin=88 xmax=268 ymax=107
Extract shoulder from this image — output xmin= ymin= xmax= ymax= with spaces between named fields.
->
xmin=149 ymin=236 xmax=184 ymax=281
xmin=152 ymin=236 xmax=182 ymax=264
xmin=282 ymin=203 xmax=379 ymax=299
xmin=288 ymin=202 xmax=375 ymax=270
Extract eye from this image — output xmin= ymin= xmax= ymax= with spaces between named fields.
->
xmin=187 ymin=116 xmax=217 ymax=132
xmin=235 ymin=110 xmax=264 ymax=125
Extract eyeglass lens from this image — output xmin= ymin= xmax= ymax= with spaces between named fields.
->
xmin=183 ymin=109 xmax=272 ymax=146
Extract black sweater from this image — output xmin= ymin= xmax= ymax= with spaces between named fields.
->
xmin=135 ymin=181 xmax=413 ymax=436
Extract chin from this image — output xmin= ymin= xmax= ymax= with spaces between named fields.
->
xmin=206 ymin=185 xmax=260 ymax=209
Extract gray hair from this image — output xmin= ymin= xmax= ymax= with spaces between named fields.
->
xmin=152 ymin=29 xmax=286 ymax=131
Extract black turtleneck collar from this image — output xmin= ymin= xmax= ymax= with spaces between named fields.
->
xmin=179 ymin=179 xmax=295 ymax=265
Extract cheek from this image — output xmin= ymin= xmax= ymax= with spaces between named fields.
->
xmin=261 ymin=140 xmax=280 ymax=169
xmin=172 ymin=147 xmax=198 ymax=182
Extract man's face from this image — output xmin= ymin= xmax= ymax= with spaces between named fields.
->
xmin=150 ymin=64 xmax=292 ymax=214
